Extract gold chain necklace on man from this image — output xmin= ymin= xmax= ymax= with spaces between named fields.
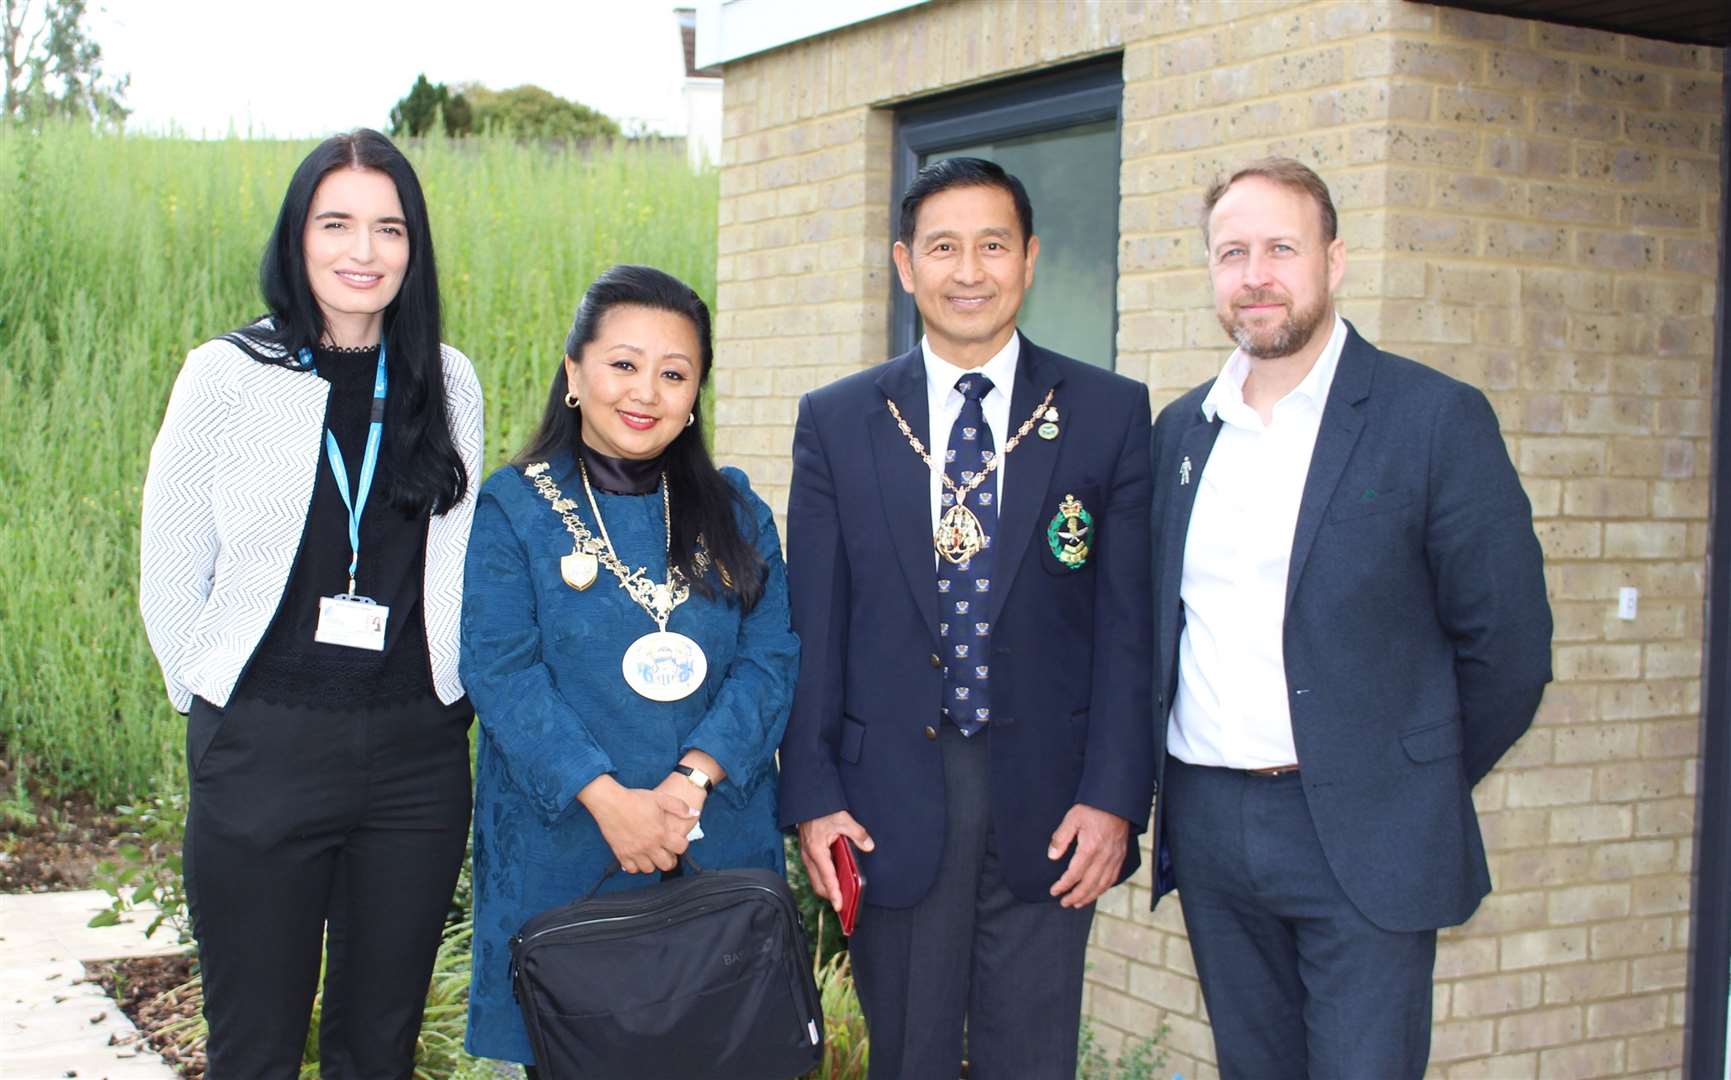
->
xmin=885 ymin=387 xmax=1056 ymax=565
xmin=524 ymin=460 xmax=709 ymax=701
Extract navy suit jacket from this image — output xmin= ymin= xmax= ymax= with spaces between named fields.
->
xmin=779 ymin=335 xmax=1155 ymax=909
xmin=1149 ymin=323 xmax=1553 ymax=932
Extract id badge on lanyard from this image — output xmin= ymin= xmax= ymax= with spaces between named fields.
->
xmin=303 ymin=343 xmax=392 ymax=652
xmin=317 ymin=594 xmax=389 ymax=651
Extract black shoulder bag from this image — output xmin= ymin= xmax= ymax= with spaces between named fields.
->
xmin=509 ymin=857 xmax=825 ymax=1079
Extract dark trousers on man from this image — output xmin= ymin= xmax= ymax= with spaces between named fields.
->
xmin=1163 ymin=758 xmax=1436 ymax=1080
xmin=184 ymin=694 xmax=471 ymax=1080
xmin=849 ymin=725 xmax=1095 ymax=1080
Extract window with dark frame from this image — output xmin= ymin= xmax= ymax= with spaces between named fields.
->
xmin=890 ymin=58 xmax=1124 ymax=369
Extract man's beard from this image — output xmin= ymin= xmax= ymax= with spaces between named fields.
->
xmin=1218 ymin=290 xmax=1328 ymax=359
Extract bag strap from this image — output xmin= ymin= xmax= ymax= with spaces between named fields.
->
xmin=580 ymin=854 xmax=708 ymax=902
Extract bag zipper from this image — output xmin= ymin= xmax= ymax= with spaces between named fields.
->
xmin=519 ymin=882 xmax=790 ymax=944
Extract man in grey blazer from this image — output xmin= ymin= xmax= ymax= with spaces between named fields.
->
xmin=1148 ymin=158 xmax=1553 ymax=1078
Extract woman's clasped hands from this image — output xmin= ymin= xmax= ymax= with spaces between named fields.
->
xmin=577 ymin=774 xmax=698 ymax=873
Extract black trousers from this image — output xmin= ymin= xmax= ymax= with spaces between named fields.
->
xmin=1164 ymin=758 xmax=1437 ymax=1080
xmin=849 ymin=725 xmax=1095 ymax=1080
xmin=184 ymin=693 xmax=472 ymax=1080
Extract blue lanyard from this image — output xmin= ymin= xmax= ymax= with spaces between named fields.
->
xmin=298 ymin=341 xmax=389 ymax=596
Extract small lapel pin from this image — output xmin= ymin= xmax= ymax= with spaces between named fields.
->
xmin=1180 ymin=456 xmax=1193 ymax=485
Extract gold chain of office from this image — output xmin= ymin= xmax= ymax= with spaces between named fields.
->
xmin=884 ymin=387 xmax=1055 ymax=565
xmin=524 ymin=460 xmax=711 ymax=627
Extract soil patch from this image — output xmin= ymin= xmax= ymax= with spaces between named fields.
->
xmin=84 ymin=954 xmax=204 ymax=1078
xmin=0 ymin=759 xmax=130 ymax=892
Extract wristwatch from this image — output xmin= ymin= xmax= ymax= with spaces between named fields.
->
xmin=674 ymin=764 xmax=714 ymax=793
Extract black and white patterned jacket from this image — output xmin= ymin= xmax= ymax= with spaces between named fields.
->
xmin=139 ymin=332 xmax=484 ymax=713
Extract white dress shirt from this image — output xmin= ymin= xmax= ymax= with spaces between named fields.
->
xmin=1168 ymin=315 xmax=1347 ymax=769
xmin=921 ymin=333 xmax=1019 ymax=550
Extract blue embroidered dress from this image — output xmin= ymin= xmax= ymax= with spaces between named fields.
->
xmin=460 ymin=455 xmax=798 ymax=1064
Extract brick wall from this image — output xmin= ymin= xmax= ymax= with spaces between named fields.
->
xmin=715 ymin=2 xmax=1724 ymax=1076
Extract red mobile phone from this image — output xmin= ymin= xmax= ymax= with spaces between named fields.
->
xmin=829 ymin=835 xmax=866 ymax=936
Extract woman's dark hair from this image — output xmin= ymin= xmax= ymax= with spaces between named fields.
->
xmin=897 ymin=156 xmax=1034 ymax=250
xmin=515 ymin=264 xmax=764 ymax=611
xmin=224 ymin=128 xmax=467 ymax=516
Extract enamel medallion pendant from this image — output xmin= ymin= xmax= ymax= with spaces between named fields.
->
xmin=623 ymin=630 xmax=708 ymax=701
xmin=561 ymin=550 xmax=599 ymax=590
xmin=935 ymin=502 xmax=987 ymax=564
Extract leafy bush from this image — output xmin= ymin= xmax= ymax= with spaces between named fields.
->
xmin=460 ymin=84 xmax=621 ymax=141
xmin=1077 ymin=1016 xmax=1168 ymax=1080
xmin=808 ymin=944 xmax=869 ymax=1079
xmin=88 ymin=789 xmax=190 ymax=942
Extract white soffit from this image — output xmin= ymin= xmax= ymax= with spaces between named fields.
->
xmin=695 ymin=0 xmax=931 ymax=68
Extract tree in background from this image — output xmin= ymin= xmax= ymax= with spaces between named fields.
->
xmin=458 ymin=83 xmax=619 ymax=141
xmin=1 ymin=0 xmax=128 ymax=124
xmin=388 ymin=73 xmax=473 ymax=138
xmin=390 ymin=74 xmax=618 ymax=142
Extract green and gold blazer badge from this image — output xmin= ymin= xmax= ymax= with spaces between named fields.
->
xmin=1046 ymin=492 xmax=1094 ymax=569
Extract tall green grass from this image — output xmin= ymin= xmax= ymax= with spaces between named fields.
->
xmin=0 ymin=124 xmax=718 ymax=801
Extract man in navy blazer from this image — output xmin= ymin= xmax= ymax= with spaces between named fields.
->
xmin=779 ymin=158 xmax=1154 ymax=1079
xmin=1149 ymin=158 xmax=1552 ymax=1078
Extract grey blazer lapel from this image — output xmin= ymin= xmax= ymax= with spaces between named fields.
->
xmin=1284 ymin=326 xmax=1375 ymax=611
xmin=871 ymin=348 xmax=941 ymax=643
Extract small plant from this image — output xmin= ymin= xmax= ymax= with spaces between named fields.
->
xmin=88 ymin=788 xmax=191 ymax=943
xmin=0 ymin=767 xmax=34 ymax=828
xmin=1077 ymin=1016 xmax=1167 ymax=1080
xmin=805 ymin=909 xmax=868 ymax=1080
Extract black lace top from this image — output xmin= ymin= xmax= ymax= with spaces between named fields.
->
xmin=237 ymin=344 xmax=437 ymax=709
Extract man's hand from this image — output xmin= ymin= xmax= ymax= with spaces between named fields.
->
xmin=1047 ymin=803 xmax=1130 ymax=909
xmin=796 ymin=810 xmax=875 ymax=910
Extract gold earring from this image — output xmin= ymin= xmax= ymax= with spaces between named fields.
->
xmin=565 ymin=393 xmax=580 ymax=409
xmin=685 ymin=413 xmax=695 ymax=428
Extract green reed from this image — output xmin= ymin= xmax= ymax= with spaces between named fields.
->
xmin=0 ymin=123 xmax=718 ymax=801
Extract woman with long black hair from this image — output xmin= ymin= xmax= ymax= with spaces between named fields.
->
xmin=459 ymin=264 xmax=798 ymax=1070
xmin=140 ymin=128 xmax=482 ymax=1077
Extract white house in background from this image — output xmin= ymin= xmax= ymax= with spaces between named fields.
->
xmin=676 ymin=7 xmax=723 ymax=167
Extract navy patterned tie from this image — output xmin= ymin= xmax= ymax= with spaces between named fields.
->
xmin=939 ymin=373 xmax=996 ymax=737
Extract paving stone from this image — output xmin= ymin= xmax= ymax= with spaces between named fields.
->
xmin=0 ymin=891 xmax=182 ymax=1078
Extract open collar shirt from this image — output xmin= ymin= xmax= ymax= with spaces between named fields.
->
xmin=921 ymin=332 xmax=1020 ymax=557
xmin=1168 ymin=315 xmax=1346 ymax=769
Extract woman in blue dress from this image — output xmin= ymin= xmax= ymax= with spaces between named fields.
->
xmin=460 ymin=265 xmax=799 ymax=1070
